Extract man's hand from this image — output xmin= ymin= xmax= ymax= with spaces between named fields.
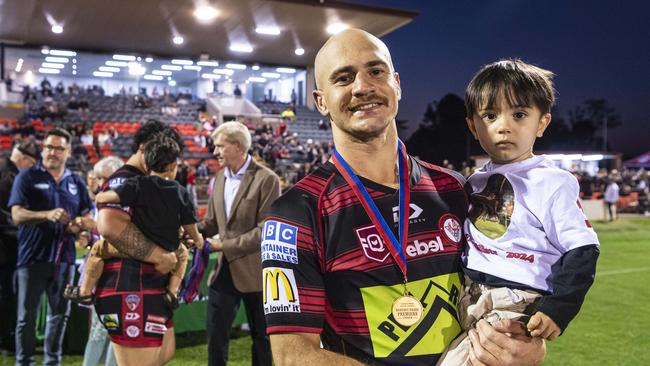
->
xmin=469 ymin=319 xmax=545 ymax=366
xmin=46 ymin=208 xmax=70 ymax=224
xmin=154 ymin=251 xmax=178 ymax=274
xmin=528 ymin=312 xmax=561 ymax=340
xmin=208 ymin=235 xmax=222 ymax=252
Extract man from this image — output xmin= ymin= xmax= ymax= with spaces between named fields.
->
xmin=262 ymin=29 xmax=546 ymax=366
xmin=9 ymin=129 xmax=94 ymax=365
xmin=199 ymin=121 xmax=280 ymax=366
xmin=0 ymin=142 xmax=38 ymax=354
xmin=94 ymin=121 xmax=182 ymax=366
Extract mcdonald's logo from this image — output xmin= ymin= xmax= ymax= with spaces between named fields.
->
xmin=262 ymin=267 xmax=301 ymax=314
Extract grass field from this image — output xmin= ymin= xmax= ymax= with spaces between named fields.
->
xmin=2 ymin=217 xmax=649 ymax=365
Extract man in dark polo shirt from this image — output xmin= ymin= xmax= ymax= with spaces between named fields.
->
xmin=0 ymin=141 xmax=38 ymax=354
xmin=9 ymin=128 xmax=94 ymax=366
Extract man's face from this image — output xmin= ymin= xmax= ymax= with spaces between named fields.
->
xmin=466 ymin=93 xmax=551 ymax=165
xmin=96 ymin=167 xmax=113 ymax=189
xmin=313 ymin=30 xmax=401 ymax=141
xmin=41 ymin=135 xmax=70 ymax=170
xmin=86 ymin=171 xmax=99 ymax=194
xmin=213 ymin=133 xmax=243 ymax=171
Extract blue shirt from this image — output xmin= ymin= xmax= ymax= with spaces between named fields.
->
xmin=8 ymin=163 xmax=94 ymax=267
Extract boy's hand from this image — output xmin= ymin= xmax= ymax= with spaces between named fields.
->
xmin=527 ymin=312 xmax=561 ymax=340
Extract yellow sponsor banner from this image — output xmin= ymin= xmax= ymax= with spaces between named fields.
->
xmin=360 ymin=273 xmax=462 ymax=358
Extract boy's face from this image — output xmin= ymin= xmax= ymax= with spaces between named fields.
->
xmin=466 ymin=93 xmax=551 ymax=165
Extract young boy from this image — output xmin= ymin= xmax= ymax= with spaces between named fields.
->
xmin=439 ymin=60 xmax=600 ymax=365
xmin=64 ymin=134 xmax=204 ymax=307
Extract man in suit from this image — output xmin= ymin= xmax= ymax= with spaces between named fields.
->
xmin=200 ymin=121 xmax=280 ymax=366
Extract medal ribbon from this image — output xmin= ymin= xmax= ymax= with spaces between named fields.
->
xmin=331 ymin=140 xmax=411 ymax=279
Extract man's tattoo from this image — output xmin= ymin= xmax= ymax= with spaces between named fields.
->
xmin=113 ymin=221 xmax=156 ymax=261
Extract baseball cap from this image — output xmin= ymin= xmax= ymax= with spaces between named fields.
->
xmin=17 ymin=141 xmax=40 ymax=160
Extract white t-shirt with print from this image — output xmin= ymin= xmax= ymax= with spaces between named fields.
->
xmin=463 ymin=155 xmax=599 ymax=292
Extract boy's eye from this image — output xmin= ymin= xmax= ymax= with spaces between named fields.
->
xmin=481 ymin=113 xmax=497 ymax=121
xmin=514 ymin=111 xmax=528 ymax=119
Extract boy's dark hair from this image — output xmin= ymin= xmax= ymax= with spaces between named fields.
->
xmin=46 ymin=128 xmax=72 ymax=143
xmin=465 ymin=59 xmax=556 ymax=117
xmin=144 ymin=134 xmax=181 ymax=173
xmin=132 ymin=119 xmax=184 ymax=154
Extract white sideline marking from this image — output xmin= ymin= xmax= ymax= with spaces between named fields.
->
xmin=597 ymin=267 xmax=650 ymax=276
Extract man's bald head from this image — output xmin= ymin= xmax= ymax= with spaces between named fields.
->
xmin=314 ymin=28 xmax=395 ymax=90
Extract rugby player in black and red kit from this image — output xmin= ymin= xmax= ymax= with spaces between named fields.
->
xmin=262 ymin=29 xmax=546 ymax=366
xmin=94 ymin=121 xmax=183 ymax=366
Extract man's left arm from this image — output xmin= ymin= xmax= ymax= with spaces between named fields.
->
xmin=220 ymin=172 xmax=280 ymax=258
xmin=469 ymin=319 xmax=546 ymax=366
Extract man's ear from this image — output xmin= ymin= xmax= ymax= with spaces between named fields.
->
xmin=138 ymin=143 xmax=146 ymax=153
xmin=537 ymin=113 xmax=552 ymax=137
xmin=313 ymin=90 xmax=329 ymax=117
xmin=466 ymin=117 xmax=479 ymax=140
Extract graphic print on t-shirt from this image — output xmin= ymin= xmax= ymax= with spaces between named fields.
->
xmin=361 ymin=273 xmax=461 ymax=358
xmin=468 ymin=174 xmax=514 ymax=239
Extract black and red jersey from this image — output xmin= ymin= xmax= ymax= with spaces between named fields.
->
xmin=262 ymin=158 xmax=469 ymax=366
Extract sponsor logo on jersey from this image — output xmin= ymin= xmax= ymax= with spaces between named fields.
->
xmin=101 ymin=314 xmax=119 ymax=330
xmin=145 ymin=321 xmax=167 ymax=335
xmin=262 ymin=267 xmax=300 ymax=314
xmin=126 ymin=325 xmax=140 ymax=338
xmin=439 ymin=214 xmax=462 ymax=243
xmin=392 ymin=203 xmax=425 ymax=224
xmin=261 ymin=221 xmax=299 ymax=264
xmin=68 ymin=182 xmax=78 ymax=195
xmin=147 ymin=315 xmax=166 ymax=324
xmin=34 ymin=183 xmax=50 ymax=190
xmin=125 ymin=294 xmax=140 ymax=311
xmin=404 ymin=237 xmax=446 ymax=258
xmin=108 ymin=177 xmax=127 ymax=189
xmin=124 ymin=312 xmax=140 ymax=321
xmin=360 ymin=274 xmax=462 ymax=359
xmin=355 ymin=225 xmax=390 ymax=262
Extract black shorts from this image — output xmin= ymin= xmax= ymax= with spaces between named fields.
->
xmin=94 ymin=258 xmax=173 ymax=347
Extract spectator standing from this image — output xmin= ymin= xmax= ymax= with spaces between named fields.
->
xmin=9 ymin=129 xmax=94 ymax=365
xmin=199 ymin=121 xmax=280 ymax=366
xmin=604 ymin=179 xmax=620 ymax=221
xmin=0 ymin=142 xmax=38 ymax=354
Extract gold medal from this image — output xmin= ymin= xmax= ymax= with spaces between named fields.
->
xmin=392 ymin=294 xmax=423 ymax=327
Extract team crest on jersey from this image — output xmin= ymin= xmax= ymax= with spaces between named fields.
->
xmin=439 ymin=214 xmax=462 ymax=243
xmin=126 ymin=325 xmax=140 ymax=338
xmin=67 ymin=182 xmax=78 ymax=195
xmin=125 ymin=294 xmax=140 ymax=311
xmin=355 ymin=225 xmax=390 ymax=263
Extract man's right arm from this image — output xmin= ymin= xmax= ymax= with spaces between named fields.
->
xmin=270 ymin=333 xmax=365 ymax=366
xmin=96 ymin=207 xmax=177 ymax=273
xmin=12 ymin=205 xmax=69 ymax=225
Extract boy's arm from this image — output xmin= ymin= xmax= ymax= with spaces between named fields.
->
xmin=182 ymin=223 xmax=204 ymax=249
xmin=532 ymin=244 xmax=599 ymax=333
xmin=95 ymin=190 xmax=120 ymax=204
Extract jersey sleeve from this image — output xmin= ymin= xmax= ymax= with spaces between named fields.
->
xmin=98 ymin=174 xmax=132 ymax=214
xmin=544 ymin=174 xmax=599 ymax=252
xmin=7 ymin=170 xmax=30 ymax=209
xmin=262 ymin=191 xmax=325 ymax=335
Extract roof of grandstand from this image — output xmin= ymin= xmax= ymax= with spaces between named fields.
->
xmin=0 ymin=0 xmax=417 ymax=67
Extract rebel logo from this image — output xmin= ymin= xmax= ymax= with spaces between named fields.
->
xmin=439 ymin=215 xmax=462 ymax=243
xmin=355 ymin=225 xmax=390 ymax=263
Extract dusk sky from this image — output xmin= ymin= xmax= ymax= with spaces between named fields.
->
xmin=354 ymin=0 xmax=650 ymax=158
